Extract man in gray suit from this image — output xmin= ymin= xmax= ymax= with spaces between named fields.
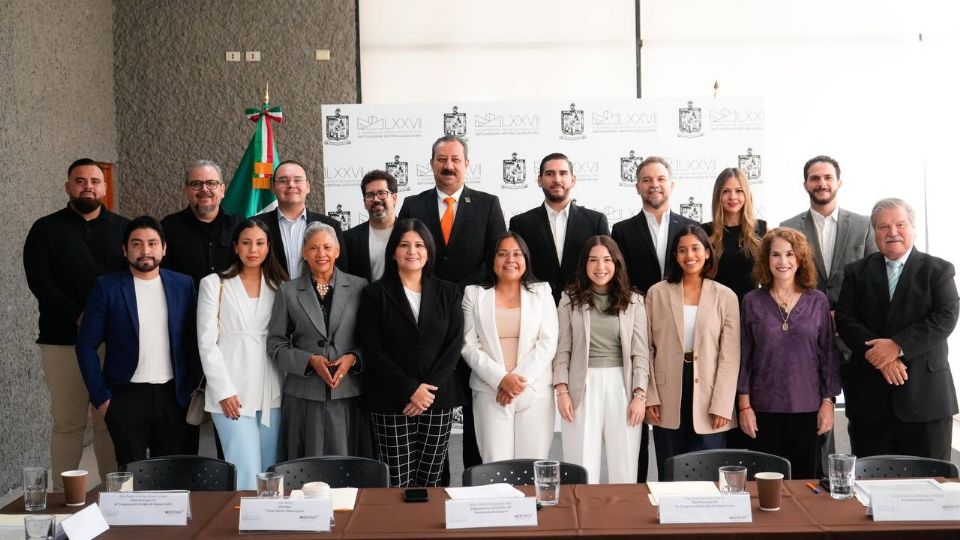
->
xmin=781 ymin=155 xmax=876 ymax=476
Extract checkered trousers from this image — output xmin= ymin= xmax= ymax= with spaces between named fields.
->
xmin=371 ymin=408 xmax=453 ymax=487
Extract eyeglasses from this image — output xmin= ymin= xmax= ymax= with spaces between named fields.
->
xmin=274 ymin=177 xmax=307 ymax=186
xmin=363 ymin=190 xmax=393 ymax=201
xmin=186 ymin=179 xmax=223 ymax=191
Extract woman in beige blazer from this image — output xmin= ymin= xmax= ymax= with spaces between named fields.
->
xmin=645 ymin=225 xmax=740 ymax=481
xmin=554 ymin=236 xmax=649 ymax=484
xmin=462 ymin=232 xmax=558 ymax=463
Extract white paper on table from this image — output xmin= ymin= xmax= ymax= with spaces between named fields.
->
xmin=853 ymin=479 xmax=944 ymax=509
xmin=647 ymin=481 xmax=720 ymax=506
xmin=445 ymin=483 xmax=525 ymax=500
xmin=939 ymin=483 xmax=960 ymax=492
xmin=331 ymin=487 xmax=359 ymax=511
xmin=59 ymin=503 xmax=110 ymax=540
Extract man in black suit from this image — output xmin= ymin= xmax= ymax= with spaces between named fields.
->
xmin=836 ymin=198 xmax=959 ymax=460
xmin=259 ymin=160 xmax=347 ymax=279
xmin=510 ymin=152 xmax=609 ymax=304
xmin=343 ymin=170 xmax=398 ymax=281
xmin=397 ymin=134 xmax=506 ymax=483
xmin=611 ymin=155 xmax=697 ymax=482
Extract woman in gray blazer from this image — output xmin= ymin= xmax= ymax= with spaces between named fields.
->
xmin=267 ymin=222 xmax=369 ymax=460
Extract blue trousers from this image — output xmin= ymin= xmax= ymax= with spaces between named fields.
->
xmin=212 ymin=408 xmax=281 ymax=490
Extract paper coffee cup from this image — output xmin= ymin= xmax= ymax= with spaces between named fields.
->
xmin=302 ymin=481 xmax=331 ymax=499
xmin=756 ymin=472 xmax=784 ymax=511
xmin=61 ymin=470 xmax=88 ymax=507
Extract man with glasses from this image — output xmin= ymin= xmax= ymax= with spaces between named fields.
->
xmin=160 ymin=160 xmax=242 ymax=288
xmin=259 ymin=159 xmax=347 ymax=279
xmin=343 ymin=170 xmax=398 ymax=281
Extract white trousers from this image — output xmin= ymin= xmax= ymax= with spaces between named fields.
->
xmin=473 ymin=384 xmax=555 ymax=463
xmin=561 ymin=367 xmax=641 ymax=484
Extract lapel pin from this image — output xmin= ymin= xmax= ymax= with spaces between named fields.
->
xmin=464 ymin=196 xmax=471 ymax=203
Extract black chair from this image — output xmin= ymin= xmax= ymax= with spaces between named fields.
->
xmin=122 ymin=455 xmax=236 ymax=491
xmin=856 ymin=455 xmax=960 ymax=479
xmin=664 ymin=449 xmax=792 ymax=481
xmin=462 ymin=459 xmax=588 ymax=486
xmin=268 ymin=456 xmax=389 ymax=489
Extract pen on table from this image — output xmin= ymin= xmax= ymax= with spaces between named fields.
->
xmin=805 ymin=482 xmax=821 ymax=494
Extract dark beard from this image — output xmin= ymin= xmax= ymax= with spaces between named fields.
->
xmin=70 ymin=197 xmax=102 ymax=214
xmin=128 ymin=257 xmax=159 ymax=273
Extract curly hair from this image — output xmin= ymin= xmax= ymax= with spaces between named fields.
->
xmin=565 ymin=236 xmax=635 ymax=314
xmin=752 ymin=227 xmax=818 ymax=290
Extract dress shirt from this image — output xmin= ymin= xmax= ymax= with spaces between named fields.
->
xmin=278 ymin=207 xmax=308 ymax=279
xmin=545 ymin=202 xmax=570 ymax=263
xmin=161 ymin=206 xmax=241 ymax=288
xmin=23 ymin=205 xmax=129 ymax=344
xmin=643 ymin=209 xmax=670 ymax=276
xmin=885 ymin=248 xmax=912 ymax=357
xmin=810 ymin=207 xmax=839 ymax=275
xmin=435 ymin=186 xmax=465 ymax=221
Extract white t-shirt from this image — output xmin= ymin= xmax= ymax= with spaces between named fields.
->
xmin=368 ymin=225 xmax=392 ymax=281
xmin=130 ymin=276 xmax=174 ymax=384
xmin=404 ymin=286 xmax=422 ymax=322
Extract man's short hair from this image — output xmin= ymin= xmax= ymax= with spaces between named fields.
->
xmin=67 ymin=158 xmax=104 ymax=177
xmin=123 ymin=215 xmax=165 ymax=245
xmin=184 ymin=160 xmax=223 ymax=184
xmin=360 ymin=169 xmax=398 ymax=194
xmin=271 ymin=159 xmax=307 ymax=183
xmin=870 ymin=198 xmax=915 ymax=228
xmin=430 ymin=135 xmax=469 ymax=161
xmin=636 ymin=156 xmax=672 ymax=178
xmin=539 ymin=153 xmax=574 ymax=176
xmin=803 ymin=155 xmax=841 ymax=181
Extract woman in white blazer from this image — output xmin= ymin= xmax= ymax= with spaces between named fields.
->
xmin=462 ymin=232 xmax=558 ymax=462
xmin=553 ymin=236 xmax=649 ymax=484
xmin=197 ymin=218 xmax=288 ymax=489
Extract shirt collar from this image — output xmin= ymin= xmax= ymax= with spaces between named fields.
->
xmin=544 ymin=201 xmax=571 ymax=219
xmin=278 ymin=206 xmax=308 ymax=224
xmin=885 ymin=247 xmax=913 ymax=266
xmin=436 ymin=186 xmax=464 ymax=203
xmin=642 ymin=208 xmax=667 ymax=226
xmin=810 ymin=206 xmax=840 ymax=224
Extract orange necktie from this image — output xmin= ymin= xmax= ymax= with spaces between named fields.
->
xmin=440 ymin=196 xmax=455 ymax=244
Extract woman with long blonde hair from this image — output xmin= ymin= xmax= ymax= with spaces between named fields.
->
xmin=702 ymin=168 xmax=766 ymax=302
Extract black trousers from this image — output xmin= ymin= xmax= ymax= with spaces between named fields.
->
xmin=752 ymin=411 xmax=818 ymax=479
xmin=848 ymin=414 xmax=953 ymax=462
xmin=104 ymin=381 xmax=199 ymax=467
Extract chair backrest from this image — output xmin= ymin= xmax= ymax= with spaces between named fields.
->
xmin=856 ymin=455 xmax=960 ymax=479
xmin=664 ymin=449 xmax=792 ymax=481
xmin=122 ymin=455 xmax=236 ymax=491
xmin=268 ymin=456 xmax=389 ymax=489
xmin=462 ymin=459 xmax=588 ymax=486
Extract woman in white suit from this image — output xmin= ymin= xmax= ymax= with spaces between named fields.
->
xmin=554 ymin=235 xmax=649 ymax=484
xmin=197 ymin=218 xmax=288 ymax=489
xmin=462 ymin=232 xmax=559 ymax=462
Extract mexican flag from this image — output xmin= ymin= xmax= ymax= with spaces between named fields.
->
xmin=222 ymin=96 xmax=283 ymax=217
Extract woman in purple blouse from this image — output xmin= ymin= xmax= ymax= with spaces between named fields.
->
xmin=737 ymin=227 xmax=841 ymax=479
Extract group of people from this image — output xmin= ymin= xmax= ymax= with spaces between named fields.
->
xmin=24 ymin=138 xmax=958 ymax=491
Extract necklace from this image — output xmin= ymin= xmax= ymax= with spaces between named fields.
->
xmin=315 ymin=280 xmax=330 ymax=300
xmin=772 ymin=289 xmax=799 ymax=332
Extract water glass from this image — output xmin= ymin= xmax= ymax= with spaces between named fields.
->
xmin=718 ymin=466 xmax=747 ymax=493
xmin=104 ymin=471 xmax=135 ymax=492
xmin=828 ymin=453 xmax=856 ymax=500
xmin=533 ymin=460 xmax=560 ymax=506
xmin=256 ymin=472 xmax=283 ymax=498
xmin=23 ymin=514 xmax=54 ymax=539
xmin=23 ymin=467 xmax=47 ymax=512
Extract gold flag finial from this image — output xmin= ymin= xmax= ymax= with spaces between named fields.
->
xmin=264 ymin=83 xmax=270 ymax=106
xmin=713 ymin=80 xmax=719 ymax=98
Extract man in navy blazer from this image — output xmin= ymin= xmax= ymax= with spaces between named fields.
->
xmin=611 ymin=155 xmax=697 ymax=482
xmin=396 ymin=134 xmax=506 ymax=483
xmin=76 ymin=216 xmax=201 ymax=466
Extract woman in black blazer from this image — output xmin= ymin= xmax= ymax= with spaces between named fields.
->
xmin=357 ymin=218 xmax=464 ymax=487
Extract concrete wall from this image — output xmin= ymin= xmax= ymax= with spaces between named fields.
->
xmin=0 ymin=0 xmax=119 ymax=496
xmin=113 ymin=0 xmax=359 ymax=218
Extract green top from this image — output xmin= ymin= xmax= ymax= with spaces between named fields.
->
xmin=588 ymin=292 xmax=623 ymax=368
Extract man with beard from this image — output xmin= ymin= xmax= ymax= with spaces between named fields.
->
xmin=509 ymin=153 xmax=609 ymax=304
xmin=24 ymin=158 xmax=126 ymax=490
xmin=781 ymin=155 xmax=876 ymax=477
xmin=397 ymin=134 xmax=506 ymax=484
xmin=76 ymin=216 xmax=201 ymax=466
xmin=343 ymin=170 xmax=398 ymax=281
xmin=611 ymin=155 xmax=697 ymax=482
xmin=260 ymin=160 xmax=347 ymax=279
xmin=160 ymin=160 xmax=242 ymax=288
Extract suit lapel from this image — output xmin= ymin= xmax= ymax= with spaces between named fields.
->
xmin=668 ymin=282 xmax=686 ymax=349
xmin=295 ymin=273 xmax=327 ymax=338
xmin=264 ymin=211 xmax=288 ymax=274
xmin=448 ymin=187 xmax=474 ymax=247
xmin=636 ymin=212 xmax=658 ymax=264
xmin=327 ymin=269 xmax=349 ymax=337
xmin=870 ymin=254 xmax=891 ymax=313
xmin=159 ymin=270 xmax=177 ymax=350
xmin=831 ymin=210 xmax=852 ymax=280
xmin=479 ymin=287 xmax=506 ymax=365
xmin=418 ymin=277 xmax=438 ymax=331
xmin=357 ymin=223 xmax=372 ymax=279
xmin=120 ymin=272 xmax=139 ymax=334
xmin=887 ymin=250 xmax=922 ymax=319
xmin=384 ymin=274 xmax=419 ymax=329
xmin=693 ymin=281 xmax=716 ymax=352
xmin=800 ymin=211 xmax=828 ymax=281
xmin=560 ymin=204 xmax=584 ymax=268
xmin=533 ymin=205 xmax=560 ymax=267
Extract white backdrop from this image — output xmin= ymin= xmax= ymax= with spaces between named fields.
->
xmin=321 ymin=97 xmax=764 ymax=229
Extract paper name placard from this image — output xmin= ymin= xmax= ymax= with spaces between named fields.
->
xmin=58 ymin=502 xmax=110 ymax=540
xmin=871 ymin=491 xmax=960 ymax=521
xmin=445 ymin=497 xmax=538 ymax=529
xmin=658 ymin=493 xmax=752 ymax=524
xmin=239 ymin=497 xmax=333 ymax=532
xmin=98 ymin=492 xmax=190 ymax=526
